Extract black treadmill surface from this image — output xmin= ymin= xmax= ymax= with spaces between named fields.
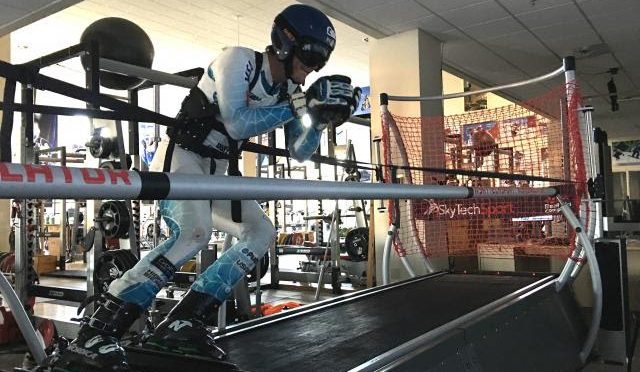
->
xmin=218 ymin=274 xmax=538 ymax=372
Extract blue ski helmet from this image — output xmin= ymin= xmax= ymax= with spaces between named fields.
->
xmin=271 ymin=4 xmax=336 ymax=71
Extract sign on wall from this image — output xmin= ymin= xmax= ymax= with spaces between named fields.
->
xmin=353 ymin=86 xmax=370 ymax=116
xmin=612 ymin=140 xmax=640 ymax=166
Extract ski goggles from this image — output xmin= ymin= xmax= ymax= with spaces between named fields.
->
xmin=295 ymin=40 xmax=331 ymax=71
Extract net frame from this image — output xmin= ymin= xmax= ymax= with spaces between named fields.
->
xmin=379 ymin=56 xmax=600 ymax=363
xmin=380 ymin=59 xmax=594 ymax=267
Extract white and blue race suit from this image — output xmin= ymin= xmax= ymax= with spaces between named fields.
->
xmin=109 ymin=47 xmax=322 ymax=308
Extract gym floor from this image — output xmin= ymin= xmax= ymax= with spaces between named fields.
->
xmin=0 ymin=258 xmax=638 ymax=371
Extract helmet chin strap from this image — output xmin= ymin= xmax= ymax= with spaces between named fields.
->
xmin=284 ymin=54 xmax=295 ymax=81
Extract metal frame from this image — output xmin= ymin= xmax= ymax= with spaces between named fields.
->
xmin=0 ymin=43 xmax=200 ymax=308
xmin=0 ymin=162 xmax=559 ymax=201
xmin=386 ymin=65 xmax=565 ymax=102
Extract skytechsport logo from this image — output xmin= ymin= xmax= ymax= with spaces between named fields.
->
xmin=423 ymin=199 xmax=514 ymax=219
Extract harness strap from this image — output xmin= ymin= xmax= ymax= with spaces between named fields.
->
xmin=164 ymin=51 xmax=266 ymax=221
xmin=249 ymin=51 xmax=263 ymax=91
xmin=163 ymin=139 xmax=176 ymax=173
xmin=228 ymin=138 xmax=243 ymax=223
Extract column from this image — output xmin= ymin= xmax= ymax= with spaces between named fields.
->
xmin=0 ymin=35 xmax=11 ymax=252
xmin=369 ymin=29 xmax=447 ymax=282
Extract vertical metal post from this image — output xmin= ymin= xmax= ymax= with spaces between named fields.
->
xmin=256 ymin=133 xmax=265 ymax=178
xmin=128 ymin=90 xmax=143 ymax=258
xmin=128 ymin=89 xmax=141 ymax=170
xmin=153 ymin=84 xmax=161 ymax=171
xmin=373 ymin=138 xmax=385 ymax=211
xmin=559 ymin=98 xmax=572 ymax=181
xmin=60 ymin=147 xmax=67 ymax=264
xmin=84 ymin=41 xmax=101 ymax=315
xmin=267 ymin=131 xmax=279 ymax=288
xmin=313 ymin=139 xmax=325 ymax=246
xmin=0 ymin=78 xmax=16 ymax=162
xmin=15 ymin=85 xmax=35 ymax=303
xmin=557 ymin=197 xmax=602 ymax=363
xmin=152 ymin=84 xmax=162 ymax=249
xmin=327 ymin=127 xmax=341 ymax=294
xmin=114 ymin=120 xmax=139 ymax=257
xmin=580 ymin=106 xmax=597 ymax=182
xmin=69 ymin=199 xmax=81 ymax=264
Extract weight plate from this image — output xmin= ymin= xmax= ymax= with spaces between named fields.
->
xmin=97 ymin=201 xmax=131 ymax=239
xmin=344 ymin=227 xmax=369 ymax=262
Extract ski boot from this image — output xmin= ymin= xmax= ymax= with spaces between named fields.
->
xmin=39 ymin=292 xmax=142 ymax=371
xmin=144 ymin=289 xmax=226 ymax=359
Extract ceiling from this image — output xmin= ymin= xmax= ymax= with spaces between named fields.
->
xmin=0 ymin=0 xmax=81 ymax=36
xmin=302 ymin=0 xmax=640 ymax=140
xmin=1 ymin=0 xmax=639 ymax=139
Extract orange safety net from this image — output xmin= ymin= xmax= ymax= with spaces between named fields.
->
xmin=381 ymin=83 xmax=586 ymax=272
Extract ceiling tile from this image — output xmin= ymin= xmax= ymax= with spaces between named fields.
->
xmin=498 ymin=0 xmax=574 ymax=15
xmin=439 ymin=1 xmax=510 ymax=29
xmin=0 ymin=5 xmax=25 ymax=24
xmin=481 ymin=31 xmax=558 ymax=73
xmin=438 ymin=28 xmax=469 ymax=43
xmin=315 ymin=0 xmax=403 ymax=14
xmin=616 ymin=52 xmax=640 ymax=72
xmin=415 ymin=0 xmax=491 ymax=14
xmin=577 ymin=0 xmax=640 ymax=18
xmin=444 ymin=42 xmax=518 ymax=80
xmin=461 ymin=17 xmax=523 ymax=40
xmin=576 ymin=53 xmax=619 ymax=74
xmin=415 ymin=15 xmax=457 ymax=36
xmin=530 ymin=19 xmax=601 ymax=55
xmin=515 ymin=3 xmax=582 ymax=29
xmin=1 ymin=0 xmax=82 ymax=36
xmin=359 ymin=0 xmax=432 ymax=28
xmin=387 ymin=14 xmax=455 ymax=37
xmin=584 ymin=9 xmax=640 ymax=53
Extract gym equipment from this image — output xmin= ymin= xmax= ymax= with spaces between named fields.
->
xmin=80 ymin=17 xmax=155 ymax=90
xmin=344 ymin=226 xmax=368 ymax=261
xmin=94 ymin=248 xmax=138 ymax=293
xmin=95 ymin=200 xmax=131 ymax=240
xmin=86 ymin=135 xmax=118 ymax=159
xmin=0 ymin=40 xmax=202 ymax=352
xmin=64 ymin=205 xmax=85 ymax=263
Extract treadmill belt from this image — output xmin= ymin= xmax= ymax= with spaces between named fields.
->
xmin=218 ymin=274 xmax=538 ymax=371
